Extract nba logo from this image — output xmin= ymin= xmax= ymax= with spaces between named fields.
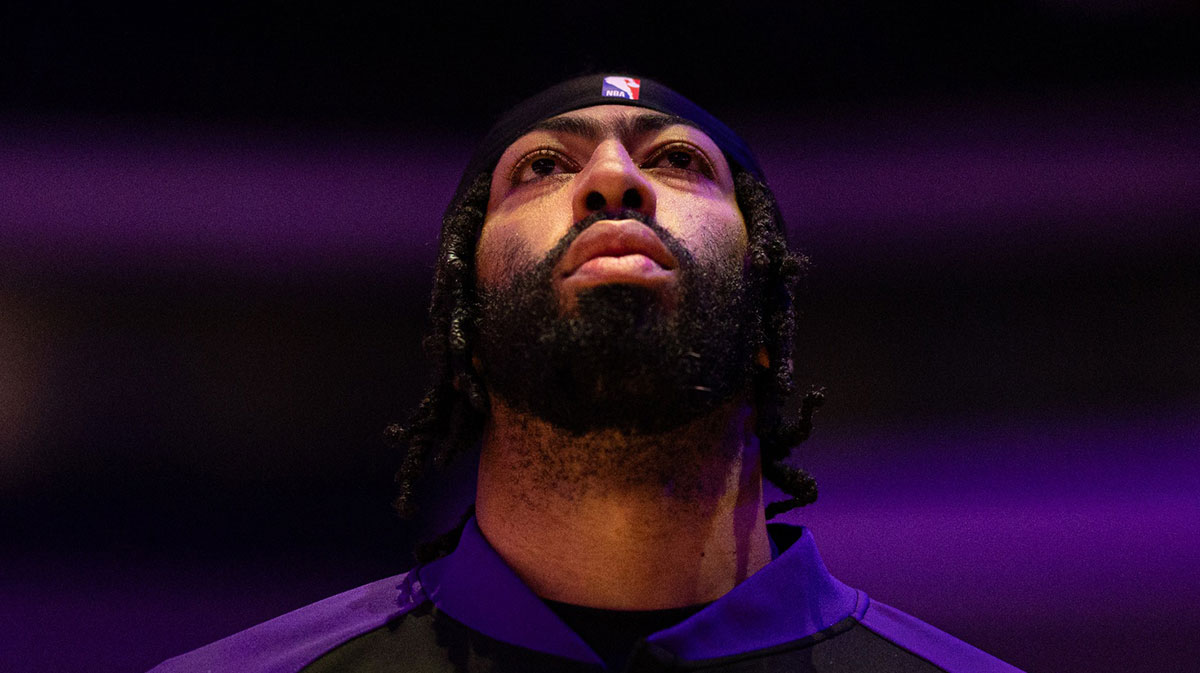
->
xmin=601 ymin=76 xmax=641 ymax=100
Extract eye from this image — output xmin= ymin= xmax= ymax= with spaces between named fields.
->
xmin=644 ymin=143 xmax=715 ymax=178
xmin=510 ymin=149 xmax=577 ymax=185
xmin=530 ymin=157 xmax=558 ymax=175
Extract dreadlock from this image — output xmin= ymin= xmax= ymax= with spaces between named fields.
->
xmin=387 ymin=168 xmax=823 ymax=563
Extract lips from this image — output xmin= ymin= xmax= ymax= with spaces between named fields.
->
xmin=558 ymin=220 xmax=679 ymax=280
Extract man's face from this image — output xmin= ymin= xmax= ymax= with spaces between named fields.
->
xmin=473 ymin=105 xmax=759 ymax=435
xmin=477 ymin=105 xmax=747 ymax=304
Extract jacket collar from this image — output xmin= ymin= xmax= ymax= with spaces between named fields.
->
xmin=417 ymin=517 xmax=861 ymax=666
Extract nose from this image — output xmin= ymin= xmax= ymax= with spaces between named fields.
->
xmin=572 ymin=139 xmax=657 ymax=222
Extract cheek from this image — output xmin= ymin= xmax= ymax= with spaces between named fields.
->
xmin=669 ymin=199 xmax=748 ymax=264
xmin=476 ymin=203 xmax=570 ymax=285
xmin=476 ymin=228 xmax=531 ymax=286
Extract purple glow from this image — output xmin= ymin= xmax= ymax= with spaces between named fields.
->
xmin=1 ymin=120 xmax=465 ymax=272
xmin=775 ymin=408 xmax=1200 ymax=671
xmin=3 ymin=93 xmax=1196 ymax=274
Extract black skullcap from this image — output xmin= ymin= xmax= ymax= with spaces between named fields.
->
xmin=453 ymin=74 xmax=764 ymax=201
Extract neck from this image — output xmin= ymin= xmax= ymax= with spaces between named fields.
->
xmin=475 ymin=398 xmax=771 ymax=610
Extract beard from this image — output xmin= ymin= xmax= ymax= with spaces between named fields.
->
xmin=475 ymin=211 xmax=761 ymax=436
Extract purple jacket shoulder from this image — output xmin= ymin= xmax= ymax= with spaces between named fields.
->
xmin=147 ymin=571 xmax=422 ymax=673
xmin=861 ymin=599 xmax=1024 ymax=673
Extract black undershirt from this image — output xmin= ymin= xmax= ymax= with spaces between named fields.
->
xmin=542 ymin=599 xmax=711 ymax=671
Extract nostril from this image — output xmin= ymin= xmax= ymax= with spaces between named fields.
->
xmin=585 ymin=192 xmax=606 ymax=211
xmin=621 ymin=189 xmax=643 ymax=209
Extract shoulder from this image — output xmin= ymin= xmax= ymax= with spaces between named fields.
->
xmin=857 ymin=598 xmax=1024 ymax=673
xmin=147 ymin=571 xmax=425 ymax=673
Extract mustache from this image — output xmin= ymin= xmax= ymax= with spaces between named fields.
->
xmin=526 ymin=210 xmax=697 ymax=277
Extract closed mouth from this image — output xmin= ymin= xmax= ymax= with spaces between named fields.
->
xmin=558 ymin=220 xmax=678 ymax=279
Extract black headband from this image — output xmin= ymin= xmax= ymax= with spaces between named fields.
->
xmin=453 ymin=74 xmax=764 ymax=201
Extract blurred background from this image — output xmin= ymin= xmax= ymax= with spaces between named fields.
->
xmin=1 ymin=2 xmax=1197 ymax=672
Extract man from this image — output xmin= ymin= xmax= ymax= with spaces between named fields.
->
xmin=151 ymin=74 xmax=1022 ymax=672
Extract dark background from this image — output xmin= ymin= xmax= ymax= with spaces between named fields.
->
xmin=2 ymin=2 xmax=1198 ymax=672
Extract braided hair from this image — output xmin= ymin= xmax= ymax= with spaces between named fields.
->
xmin=387 ymin=168 xmax=823 ymax=562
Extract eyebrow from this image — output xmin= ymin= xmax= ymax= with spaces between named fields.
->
xmin=524 ymin=112 xmax=702 ymax=145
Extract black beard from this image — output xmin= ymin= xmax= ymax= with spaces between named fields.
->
xmin=475 ymin=211 xmax=760 ymax=435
